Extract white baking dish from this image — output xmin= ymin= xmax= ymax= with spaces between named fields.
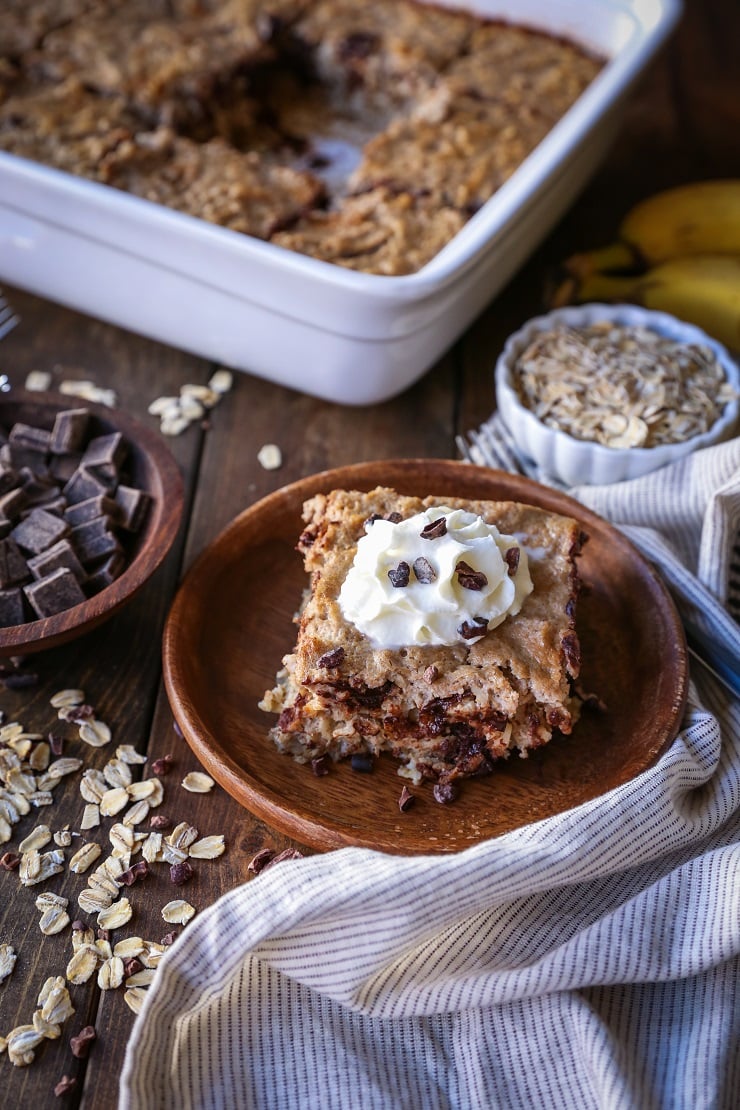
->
xmin=0 ymin=0 xmax=681 ymax=405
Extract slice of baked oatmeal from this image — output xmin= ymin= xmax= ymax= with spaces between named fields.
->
xmin=260 ymin=487 xmax=586 ymax=785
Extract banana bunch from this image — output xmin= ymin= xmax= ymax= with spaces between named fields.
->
xmin=551 ymin=180 xmax=740 ymax=350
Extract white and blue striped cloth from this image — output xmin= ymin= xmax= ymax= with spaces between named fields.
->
xmin=121 ymin=435 xmax=740 ymax=1110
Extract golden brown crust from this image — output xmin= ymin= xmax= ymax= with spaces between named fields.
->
xmin=260 ymin=487 xmax=586 ymax=783
xmin=0 ymin=1 xmax=603 ymax=275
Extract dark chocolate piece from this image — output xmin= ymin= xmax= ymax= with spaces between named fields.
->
xmin=11 ymin=507 xmax=70 ymax=554
xmin=0 ymin=487 xmax=27 ymax=522
xmin=49 ymin=408 xmax=90 ymax=454
xmin=0 ymin=463 xmax=18 ymax=495
xmin=9 ymin=422 xmax=52 ymax=453
xmin=69 ymin=517 xmax=122 ymax=567
xmin=0 ymin=538 xmax=29 ymax=587
xmin=81 ymin=432 xmax=126 ymax=471
xmin=24 ymin=567 xmax=87 ymax=618
xmin=63 ymin=467 xmax=112 ymax=504
xmin=28 ymin=538 xmax=87 ymax=585
xmin=49 ymin=452 xmax=83 ymax=483
xmin=84 ymin=550 xmax=125 ymax=593
xmin=64 ymin=494 xmax=120 ymax=528
xmin=113 ymin=485 xmax=150 ymax=532
xmin=0 ymin=586 xmax=25 ymax=627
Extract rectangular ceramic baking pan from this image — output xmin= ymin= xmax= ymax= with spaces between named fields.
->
xmin=0 ymin=0 xmax=681 ymax=405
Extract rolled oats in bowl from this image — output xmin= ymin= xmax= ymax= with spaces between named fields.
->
xmin=495 ymin=304 xmax=740 ymax=486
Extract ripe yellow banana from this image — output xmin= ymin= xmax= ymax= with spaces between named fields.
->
xmin=563 ymin=180 xmax=740 ymax=277
xmin=550 ymin=254 xmax=740 ymax=351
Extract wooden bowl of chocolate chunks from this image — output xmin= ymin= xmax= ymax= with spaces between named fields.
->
xmin=0 ymin=392 xmax=183 ymax=654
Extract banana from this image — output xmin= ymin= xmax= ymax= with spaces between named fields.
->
xmin=562 ymin=180 xmax=740 ymax=278
xmin=550 ymin=254 xmax=740 ymax=351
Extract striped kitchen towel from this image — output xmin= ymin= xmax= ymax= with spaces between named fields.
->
xmin=120 ymin=437 xmax=740 ymax=1110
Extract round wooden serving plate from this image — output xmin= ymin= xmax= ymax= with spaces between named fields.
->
xmin=0 ymin=392 xmax=184 ymax=655
xmin=163 ymin=459 xmax=688 ymax=855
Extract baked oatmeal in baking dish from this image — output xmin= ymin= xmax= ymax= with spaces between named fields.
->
xmin=0 ymin=1 xmax=603 ymax=275
xmin=260 ymin=487 xmax=586 ymax=786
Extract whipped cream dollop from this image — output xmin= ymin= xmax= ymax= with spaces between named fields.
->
xmin=338 ymin=506 xmax=533 ymax=648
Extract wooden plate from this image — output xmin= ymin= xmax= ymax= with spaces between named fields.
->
xmin=0 ymin=392 xmax=183 ymax=655
xmin=163 ymin=459 xmax=688 ymax=855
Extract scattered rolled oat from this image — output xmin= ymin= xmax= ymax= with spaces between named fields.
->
xmin=58 ymin=379 xmax=117 ymax=407
xmin=257 ymin=443 xmax=282 ymax=470
xmin=0 ymin=942 xmax=17 ymax=983
xmin=123 ymin=987 xmax=147 ymax=1014
xmin=149 ymin=371 xmax=232 ymax=436
xmin=161 ymin=899 xmax=196 ymax=925
xmin=181 ymin=771 xmax=215 ymax=794
xmin=512 ymin=322 xmax=737 ymax=448
xmin=24 ymin=370 xmax=52 ymax=392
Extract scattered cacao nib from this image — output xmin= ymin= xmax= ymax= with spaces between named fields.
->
xmin=455 ymin=560 xmax=488 ymax=590
xmin=48 ymin=731 xmax=64 ymax=756
xmin=117 ymin=859 xmax=149 ymax=886
xmin=420 ymin=517 xmax=447 ymax=540
xmin=565 ymin=596 xmax=576 ymax=620
xmin=388 ymin=561 xmax=410 ymax=588
xmin=0 ymin=851 xmax=20 ymax=870
xmin=161 ymin=931 xmax=178 ymax=946
xmin=398 ymin=785 xmax=415 ymax=812
xmin=298 ymin=527 xmax=317 ymax=546
xmin=458 ymin=616 xmax=488 ymax=640
xmin=96 ymin=928 xmax=110 ymax=941
xmin=169 ymin=861 xmax=194 ymax=886
xmin=311 ymin=755 xmax=330 ymax=776
xmin=247 ymin=847 xmax=274 ymax=874
xmin=54 ymin=1075 xmax=78 ymax=1098
xmin=386 ymin=512 xmax=403 ymax=523
xmin=261 ymin=847 xmax=304 ymax=871
xmin=350 ymin=752 xmax=374 ymax=773
xmin=150 ymin=814 xmax=172 ymax=830
xmin=412 ymin=556 xmax=436 ymax=583
xmin=59 ymin=703 xmax=95 ymax=723
xmin=71 ymin=920 xmax=87 ymax=932
xmin=150 ymin=753 xmax=173 ymax=776
xmin=318 ymin=646 xmax=344 ymax=668
xmin=363 ymin=513 xmax=383 ymax=528
xmin=70 ymin=1026 xmax=96 ymax=1059
xmin=433 ymin=781 xmax=458 ymax=805
xmin=423 ymin=664 xmax=439 ymax=683
xmin=504 ymin=547 xmax=520 ymax=576
xmin=123 ymin=957 xmax=143 ymax=979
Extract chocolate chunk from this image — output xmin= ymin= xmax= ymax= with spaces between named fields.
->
xmin=455 ymin=560 xmax=488 ymax=591
xmin=83 ymin=551 xmax=125 ymax=593
xmin=318 ymin=647 xmax=344 ymax=668
xmin=5 ymin=440 xmax=48 ymax=473
xmin=0 ymin=462 xmax=18 ymax=495
xmin=50 ymin=409 xmax=90 ymax=454
xmin=49 ymin=453 xmax=82 ymax=483
xmin=311 ymin=755 xmax=331 ymax=776
xmin=63 ymin=466 xmax=112 ymax=505
xmin=82 ymin=431 xmax=126 ymax=471
xmin=114 ymin=485 xmax=150 ymax=532
xmin=420 ymin=517 xmax=447 ymax=540
xmin=386 ymin=512 xmax=403 ymax=523
xmin=0 ymin=486 xmax=27 ymax=522
xmin=24 ymin=567 xmax=87 ymax=618
xmin=69 ymin=517 xmax=122 ymax=567
xmin=388 ymin=561 xmax=410 ymax=588
xmin=64 ymin=494 xmax=120 ymax=528
xmin=0 ymin=586 xmax=26 ymax=627
xmin=28 ymin=538 xmax=87 ymax=585
xmin=0 ymin=539 xmax=29 ymax=587
xmin=413 ymin=556 xmax=436 ymax=583
xmin=350 ymin=752 xmax=374 ymax=773
xmin=11 ymin=507 xmax=70 ymax=554
xmin=9 ymin=422 xmax=52 ymax=454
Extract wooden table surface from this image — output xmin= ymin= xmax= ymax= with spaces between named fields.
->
xmin=0 ymin=0 xmax=738 ymax=1104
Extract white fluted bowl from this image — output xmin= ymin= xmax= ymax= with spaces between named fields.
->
xmin=495 ymin=303 xmax=740 ymax=486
